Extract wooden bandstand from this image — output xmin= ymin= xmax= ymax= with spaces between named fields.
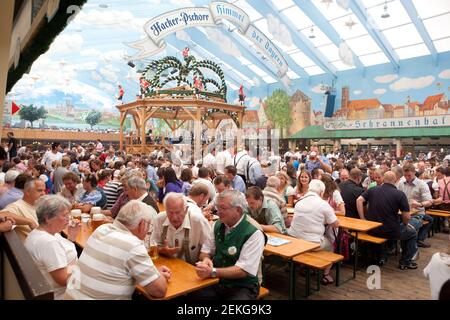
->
xmin=116 ymin=54 xmax=246 ymax=156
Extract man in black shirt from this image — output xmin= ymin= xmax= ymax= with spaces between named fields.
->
xmin=340 ymin=168 xmax=365 ymax=218
xmin=356 ymin=171 xmax=418 ymax=270
xmin=7 ymin=132 xmax=17 ymax=160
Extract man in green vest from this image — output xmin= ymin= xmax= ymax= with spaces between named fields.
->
xmin=194 ymin=190 xmax=266 ymax=300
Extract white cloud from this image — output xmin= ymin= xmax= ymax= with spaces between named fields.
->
xmin=147 ymin=0 xmax=162 ymax=4
xmin=353 ymin=90 xmax=362 ymax=95
xmin=439 ymin=69 xmax=450 ymax=79
xmin=101 ymin=50 xmax=126 ymax=63
xmin=80 ymin=48 xmax=102 ymax=57
xmin=91 ymin=71 xmax=102 ymax=81
xmin=249 ymin=97 xmax=261 ymax=109
xmin=374 ymin=74 xmax=398 ymax=84
xmin=205 ymin=28 xmax=241 ymax=57
xmin=73 ymin=10 xmax=145 ymax=32
xmin=99 ymin=82 xmax=116 ymax=94
xmin=389 ymin=76 xmax=435 ymax=92
xmin=339 ymin=42 xmax=354 ymax=67
xmin=99 ymin=65 xmax=119 ymax=83
xmin=266 ymin=14 xmax=293 ymax=47
xmin=311 ymin=84 xmax=326 ymax=94
xmin=176 ymin=30 xmax=191 ymax=42
xmin=336 ymin=0 xmax=350 ymax=10
xmin=74 ymin=61 xmax=98 ymax=71
xmin=49 ymin=33 xmax=84 ymax=54
xmin=169 ymin=0 xmax=194 ymax=5
xmin=373 ymin=88 xmax=386 ymax=95
xmin=252 ymin=77 xmax=260 ymax=87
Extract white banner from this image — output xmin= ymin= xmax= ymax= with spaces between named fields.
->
xmin=324 ymin=115 xmax=450 ymax=130
xmin=127 ymin=2 xmax=288 ymax=78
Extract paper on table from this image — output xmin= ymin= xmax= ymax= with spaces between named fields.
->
xmin=267 ymin=236 xmax=291 ymax=246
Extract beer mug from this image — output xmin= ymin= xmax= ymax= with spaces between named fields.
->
xmin=147 ymin=239 xmax=159 ymax=260
xmin=90 ymin=207 xmax=101 ymax=215
xmin=81 ymin=213 xmax=90 ymax=224
xmin=70 ymin=209 xmax=82 ymax=222
xmin=90 ymin=213 xmax=105 ymax=231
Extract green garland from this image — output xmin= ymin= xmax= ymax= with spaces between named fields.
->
xmin=142 ymin=55 xmax=227 ymax=101
xmin=7 ymin=0 xmax=88 ymax=92
xmin=201 ymin=108 xmax=239 ymax=127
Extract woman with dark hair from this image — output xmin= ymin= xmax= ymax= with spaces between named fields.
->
xmin=286 ymin=163 xmax=297 ymax=188
xmin=74 ymin=173 xmax=103 ymax=213
xmin=180 ymin=167 xmax=193 ymax=196
xmin=321 ymin=173 xmax=346 ymax=216
xmin=158 ymin=167 xmax=183 ymax=202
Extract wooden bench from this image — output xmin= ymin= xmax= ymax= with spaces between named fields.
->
xmin=258 ymin=287 xmax=269 ymax=299
xmin=426 ymin=210 xmax=450 ymax=233
xmin=351 ymin=232 xmax=388 ymax=244
xmin=0 ymin=230 xmax=54 ymax=300
xmin=293 ymin=252 xmax=332 ymax=298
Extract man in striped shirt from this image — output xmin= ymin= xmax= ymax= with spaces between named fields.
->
xmin=65 ymin=200 xmax=171 ymax=300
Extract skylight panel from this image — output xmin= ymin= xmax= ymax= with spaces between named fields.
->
xmin=433 ymin=37 xmax=450 ymax=53
xmin=271 ymin=38 xmax=297 ymax=52
xmin=236 ymin=56 xmax=251 ymax=66
xmin=226 ymin=81 xmax=239 ymax=90
xmin=329 ymin=14 xmax=367 ymax=40
xmin=304 ymin=66 xmax=325 ymax=76
xmin=316 ymin=43 xmax=340 ymax=62
xmin=412 ymin=0 xmax=450 ymax=20
xmin=287 ymin=69 xmax=300 ymax=79
xmin=360 ymin=0 xmax=388 ymax=8
xmin=345 ymin=34 xmax=383 ymax=55
xmin=281 ymin=6 xmax=314 ymax=30
xmin=268 ymin=0 xmax=295 ymax=11
xmin=262 ymin=75 xmax=277 ymax=84
xmin=368 ymin=0 xmax=412 ymax=30
xmin=312 ymin=0 xmax=351 ymax=20
xmin=358 ymin=51 xmax=390 ymax=66
xmin=289 ymin=51 xmax=315 ymax=68
xmin=423 ymin=13 xmax=450 ymax=40
xmin=233 ymin=0 xmax=263 ymax=21
xmin=395 ymin=43 xmax=430 ymax=59
xmin=382 ymin=23 xmax=423 ymax=48
xmin=247 ymin=64 xmax=268 ymax=77
xmin=331 ymin=60 xmax=356 ymax=71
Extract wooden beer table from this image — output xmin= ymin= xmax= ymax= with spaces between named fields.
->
xmin=336 ymin=216 xmax=382 ymax=281
xmin=63 ymin=224 xmax=218 ymax=300
xmin=136 ymin=256 xmax=219 ymax=300
xmin=264 ymin=233 xmax=320 ymax=300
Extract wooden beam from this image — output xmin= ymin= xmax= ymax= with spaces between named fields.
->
xmin=119 ymin=111 xmax=124 ymax=151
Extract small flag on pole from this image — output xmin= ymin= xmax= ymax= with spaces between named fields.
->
xmin=11 ymin=101 xmax=20 ymax=115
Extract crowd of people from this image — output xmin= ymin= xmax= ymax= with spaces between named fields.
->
xmin=0 ymin=139 xmax=449 ymax=300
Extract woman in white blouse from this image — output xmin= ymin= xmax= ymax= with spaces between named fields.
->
xmin=25 ymin=195 xmax=80 ymax=299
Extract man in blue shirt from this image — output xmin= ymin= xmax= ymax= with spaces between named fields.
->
xmin=304 ymin=145 xmax=332 ymax=174
xmin=225 ymin=165 xmax=246 ymax=194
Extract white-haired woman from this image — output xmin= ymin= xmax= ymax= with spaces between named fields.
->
xmin=24 ymin=195 xmax=80 ymax=299
xmin=288 ymin=179 xmax=339 ymax=285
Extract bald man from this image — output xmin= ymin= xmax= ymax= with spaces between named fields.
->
xmin=356 ymin=171 xmax=418 ymax=270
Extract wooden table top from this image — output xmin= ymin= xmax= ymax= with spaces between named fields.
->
xmin=264 ymin=232 xmax=320 ymax=259
xmin=337 ymin=216 xmax=382 ymax=232
xmin=136 ymin=256 xmax=219 ymax=300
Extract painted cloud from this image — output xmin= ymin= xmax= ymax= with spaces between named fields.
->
xmin=353 ymin=90 xmax=362 ymax=95
xmin=373 ymin=88 xmax=386 ymax=95
xmin=374 ymin=74 xmax=398 ymax=84
xmin=311 ymin=84 xmax=326 ymax=94
xmin=205 ymin=28 xmax=241 ymax=57
xmin=339 ymin=42 xmax=354 ymax=67
xmin=266 ymin=14 xmax=293 ymax=47
xmin=336 ymin=0 xmax=350 ymax=10
xmin=438 ymin=69 xmax=450 ymax=79
xmin=49 ymin=33 xmax=84 ymax=54
xmin=389 ymin=76 xmax=435 ymax=92
xmin=176 ymin=30 xmax=191 ymax=42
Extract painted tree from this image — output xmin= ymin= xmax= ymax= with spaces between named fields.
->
xmin=264 ymin=89 xmax=292 ymax=138
xmin=18 ymin=104 xmax=47 ymax=128
xmin=84 ymin=110 xmax=102 ymax=129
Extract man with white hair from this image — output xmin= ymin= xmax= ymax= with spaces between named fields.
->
xmin=151 ymin=192 xmax=211 ymax=264
xmin=126 ymin=175 xmax=159 ymax=214
xmin=288 ymin=179 xmax=339 ymax=285
xmin=0 ymin=170 xmax=23 ymax=209
xmin=194 ymin=190 xmax=266 ymax=300
xmin=65 ymin=200 xmax=171 ymax=300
